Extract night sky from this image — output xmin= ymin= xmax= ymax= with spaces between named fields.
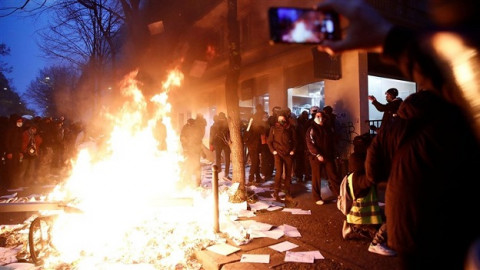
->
xmin=0 ymin=2 xmax=50 ymax=99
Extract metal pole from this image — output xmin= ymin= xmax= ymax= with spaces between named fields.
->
xmin=212 ymin=165 xmax=219 ymax=233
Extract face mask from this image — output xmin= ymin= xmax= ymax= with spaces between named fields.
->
xmin=314 ymin=117 xmax=322 ymax=125
xmin=16 ymin=122 xmax=23 ymax=128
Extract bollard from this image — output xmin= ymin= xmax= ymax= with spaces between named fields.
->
xmin=212 ymin=165 xmax=219 ymax=233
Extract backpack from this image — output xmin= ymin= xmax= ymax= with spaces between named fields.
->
xmin=337 ymin=172 xmax=353 ymax=215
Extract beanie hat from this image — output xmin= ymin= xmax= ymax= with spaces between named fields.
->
xmin=386 ymin=88 xmax=399 ymax=97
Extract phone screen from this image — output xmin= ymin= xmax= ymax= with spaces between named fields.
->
xmin=268 ymin=7 xmax=339 ymax=44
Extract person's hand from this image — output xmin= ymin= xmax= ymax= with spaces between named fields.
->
xmin=273 ymin=151 xmax=278 ymax=155
xmin=316 ymin=0 xmax=393 ymax=55
xmin=6 ymin=153 xmax=12 ymax=159
xmin=316 ymin=154 xmax=324 ymax=162
xmin=368 ymin=95 xmax=376 ymax=102
xmin=289 ymin=151 xmax=294 ymax=156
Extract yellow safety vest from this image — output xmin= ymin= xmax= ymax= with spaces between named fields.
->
xmin=346 ymin=173 xmax=383 ymax=225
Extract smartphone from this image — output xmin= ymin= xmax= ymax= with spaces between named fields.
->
xmin=268 ymin=7 xmax=340 ymax=44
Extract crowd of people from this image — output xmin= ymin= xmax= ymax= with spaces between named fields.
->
xmin=178 ymin=104 xmax=345 ymax=200
xmin=0 ymin=114 xmax=87 ymax=192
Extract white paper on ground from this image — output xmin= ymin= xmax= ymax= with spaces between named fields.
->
xmin=269 ymin=241 xmax=299 ymax=252
xmin=279 ymin=224 xmax=301 ymax=237
xmin=237 ymin=209 xmax=255 ymax=218
xmin=239 ymin=220 xmax=272 ymax=231
xmin=284 ymin=251 xmax=315 ymax=263
xmin=206 ymin=243 xmax=241 ymax=256
xmin=240 ymin=254 xmax=270 ymax=263
xmin=285 ymin=250 xmax=325 ymax=262
xmin=291 ymin=209 xmax=311 ymax=215
xmin=267 ymin=206 xmax=283 ymax=211
xmin=248 ymin=201 xmax=270 ymax=212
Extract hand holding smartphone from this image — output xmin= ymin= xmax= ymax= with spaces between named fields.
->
xmin=268 ymin=6 xmax=340 ymax=45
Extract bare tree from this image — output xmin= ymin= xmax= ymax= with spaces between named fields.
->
xmin=225 ymin=0 xmax=246 ymax=202
xmin=24 ymin=65 xmax=79 ymax=117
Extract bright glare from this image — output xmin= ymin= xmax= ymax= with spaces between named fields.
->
xmin=39 ymin=69 xmax=226 ymax=269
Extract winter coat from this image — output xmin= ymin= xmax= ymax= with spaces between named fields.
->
xmin=382 ymin=90 xmax=480 ymax=266
xmin=267 ymin=122 xmax=296 ymax=156
xmin=305 ymin=123 xmax=336 ymax=161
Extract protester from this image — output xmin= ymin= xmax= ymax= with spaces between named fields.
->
xmin=259 ymin=110 xmax=274 ymax=181
xmin=4 ymin=116 xmax=24 ymax=189
xmin=154 ymin=117 xmax=167 ymax=151
xmin=267 ymin=112 xmax=297 ymax=202
xmin=18 ymin=123 xmax=43 ymax=187
xmin=209 ymin=112 xmax=231 ymax=179
xmin=317 ymin=0 xmax=480 ymax=268
xmin=305 ymin=111 xmax=341 ymax=205
xmin=244 ymin=105 xmax=265 ymax=184
xmin=342 ymin=135 xmax=396 ymax=257
xmin=294 ymin=110 xmax=310 ymax=182
xmin=368 ymin=88 xmax=403 ymax=131
xmin=180 ymin=118 xmax=203 ymax=187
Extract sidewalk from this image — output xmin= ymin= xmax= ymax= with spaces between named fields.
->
xmin=195 ymin=169 xmax=400 ymax=270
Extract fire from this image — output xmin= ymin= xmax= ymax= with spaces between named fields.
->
xmin=37 ymin=69 xmax=230 ymax=269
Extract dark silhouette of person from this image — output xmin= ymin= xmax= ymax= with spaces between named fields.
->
xmin=368 ymin=88 xmax=403 ymax=131
xmin=305 ymin=111 xmax=341 ymax=205
xmin=209 ymin=112 xmax=231 ymax=178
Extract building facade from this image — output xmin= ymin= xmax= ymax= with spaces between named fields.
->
xmin=172 ymin=0 xmax=428 ymax=158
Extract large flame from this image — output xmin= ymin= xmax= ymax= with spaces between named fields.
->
xmin=40 ymin=69 xmax=227 ymax=269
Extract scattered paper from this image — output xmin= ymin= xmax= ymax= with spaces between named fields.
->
xmin=285 ymin=251 xmax=314 ymax=263
xmin=240 ymin=254 xmax=270 ymax=263
xmin=282 ymin=208 xmax=311 ymax=215
xmin=250 ymin=230 xmax=285 ymax=239
xmin=248 ymin=201 xmax=270 ymax=212
xmin=237 ymin=209 xmax=255 ymax=218
xmin=279 ymin=224 xmax=301 ymax=237
xmin=206 ymin=243 xmax=241 ymax=256
xmin=285 ymin=250 xmax=324 ymax=263
xmin=267 ymin=206 xmax=283 ymax=211
xmin=269 ymin=241 xmax=299 ymax=252
xmin=291 ymin=209 xmax=311 ymax=215
xmin=239 ymin=220 xmax=273 ymax=231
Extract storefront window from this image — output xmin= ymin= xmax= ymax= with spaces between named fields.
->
xmin=288 ymin=81 xmax=325 ymax=116
xmin=368 ymin=75 xmax=416 ymax=121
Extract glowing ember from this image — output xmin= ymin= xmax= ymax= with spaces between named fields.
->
xmin=34 ymin=69 xmax=231 ymax=269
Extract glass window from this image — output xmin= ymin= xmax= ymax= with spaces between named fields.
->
xmin=288 ymin=81 xmax=325 ymax=116
xmin=368 ymin=75 xmax=416 ymax=121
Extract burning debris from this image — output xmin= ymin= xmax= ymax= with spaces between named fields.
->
xmin=0 ymin=69 xmax=254 ymax=269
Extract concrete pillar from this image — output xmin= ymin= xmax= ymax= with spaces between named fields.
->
xmin=325 ymin=51 xmax=369 ymax=139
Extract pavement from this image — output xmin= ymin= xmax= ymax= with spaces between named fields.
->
xmin=0 ymin=163 xmax=400 ymax=270
xmin=194 ymin=177 xmax=400 ymax=270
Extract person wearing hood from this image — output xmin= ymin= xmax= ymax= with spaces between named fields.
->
xmin=306 ymin=111 xmax=341 ymax=205
xmin=267 ymin=113 xmax=297 ymax=202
